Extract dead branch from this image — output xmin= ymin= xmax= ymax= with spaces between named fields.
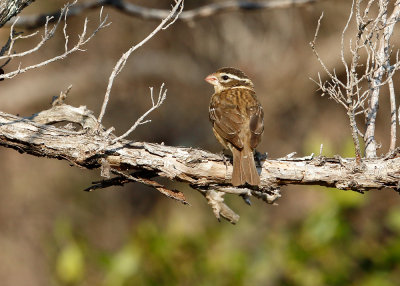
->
xmin=2 ymin=104 xmax=400 ymax=223
xmin=389 ymin=77 xmax=396 ymax=151
xmin=1 ymin=0 xmax=399 ymax=225
xmin=0 ymin=0 xmax=34 ymax=28
xmin=7 ymin=0 xmax=318 ymax=30
xmin=310 ymin=9 xmax=363 ymax=163
xmin=311 ymin=0 xmax=400 ymax=160
xmin=97 ymin=0 xmax=184 ymax=123
xmin=364 ymin=0 xmax=400 ymax=157
xmin=0 ymin=1 xmax=110 ymax=80
xmin=111 ymin=84 xmax=167 ymax=143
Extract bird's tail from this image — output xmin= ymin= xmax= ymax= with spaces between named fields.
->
xmin=231 ymin=147 xmax=260 ymax=186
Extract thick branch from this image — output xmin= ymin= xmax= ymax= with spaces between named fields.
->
xmin=0 ymin=0 xmax=35 ymax=28
xmin=1 ymin=105 xmax=400 ymax=194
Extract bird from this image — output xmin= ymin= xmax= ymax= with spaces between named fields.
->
xmin=205 ymin=67 xmax=264 ymax=186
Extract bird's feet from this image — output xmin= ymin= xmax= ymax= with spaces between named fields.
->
xmin=219 ymin=150 xmax=232 ymax=171
xmin=255 ymin=150 xmax=267 ymax=167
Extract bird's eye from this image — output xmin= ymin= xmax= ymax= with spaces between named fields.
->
xmin=221 ymin=75 xmax=229 ymax=81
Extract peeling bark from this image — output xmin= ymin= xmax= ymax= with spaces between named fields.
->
xmin=1 ymin=105 xmax=399 ymax=192
xmin=1 ymin=104 xmax=400 ymax=222
xmin=0 ymin=0 xmax=35 ymax=28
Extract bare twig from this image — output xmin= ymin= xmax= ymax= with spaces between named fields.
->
xmin=310 ymin=13 xmax=345 ymax=89
xmin=85 ymin=168 xmax=189 ymax=205
xmin=52 ymin=85 xmax=72 ymax=107
xmin=0 ymin=2 xmax=110 ymax=80
xmin=310 ymin=6 xmax=362 ymax=162
xmin=111 ymin=84 xmax=167 ymax=143
xmin=389 ymin=77 xmax=397 ymax=151
xmin=9 ymin=0 xmax=318 ymax=30
xmin=97 ymin=0 xmax=184 ymax=123
xmin=311 ymin=0 xmax=400 ymax=160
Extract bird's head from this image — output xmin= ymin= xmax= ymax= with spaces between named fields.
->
xmin=205 ymin=67 xmax=254 ymax=93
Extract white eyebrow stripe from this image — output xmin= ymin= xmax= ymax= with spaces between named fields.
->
xmin=221 ymin=73 xmax=251 ymax=83
xmin=230 ymin=86 xmax=254 ymax=91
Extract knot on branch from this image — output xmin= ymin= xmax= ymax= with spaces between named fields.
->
xmin=30 ymin=104 xmax=103 ymax=133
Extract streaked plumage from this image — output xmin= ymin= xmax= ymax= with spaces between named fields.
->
xmin=206 ymin=67 xmax=264 ymax=186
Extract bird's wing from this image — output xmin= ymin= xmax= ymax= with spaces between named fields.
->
xmin=210 ymin=98 xmax=244 ymax=150
xmin=248 ymin=103 xmax=264 ymax=149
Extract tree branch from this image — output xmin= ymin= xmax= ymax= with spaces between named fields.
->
xmin=7 ymin=0 xmax=318 ymax=30
xmin=0 ymin=0 xmax=35 ymax=28
xmin=1 ymin=104 xmax=400 ymax=223
xmin=389 ymin=77 xmax=396 ymax=152
xmin=365 ymin=0 xmax=400 ymax=157
xmin=0 ymin=2 xmax=110 ymax=80
xmin=311 ymin=0 xmax=400 ymax=160
xmin=111 ymin=83 xmax=167 ymax=143
xmin=97 ymin=0 xmax=184 ymax=123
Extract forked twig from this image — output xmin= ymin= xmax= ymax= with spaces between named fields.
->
xmin=97 ymin=0 xmax=184 ymax=123
xmin=112 ymin=84 xmax=167 ymax=143
xmin=0 ymin=2 xmax=110 ymax=80
xmin=311 ymin=0 xmax=400 ymax=159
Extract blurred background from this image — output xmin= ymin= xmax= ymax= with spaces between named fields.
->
xmin=1 ymin=0 xmax=400 ymax=285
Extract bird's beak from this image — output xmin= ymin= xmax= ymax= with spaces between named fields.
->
xmin=205 ymin=74 xmax=218 ymax=85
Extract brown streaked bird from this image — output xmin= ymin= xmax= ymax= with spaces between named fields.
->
xmin=205 ymin=67 xmax=264 ymax=186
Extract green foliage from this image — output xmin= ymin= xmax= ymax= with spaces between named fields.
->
xmin=48 ymin=192 xmax=400 ymax=286
xmin=53 ymin=218 xmax=85 ymax=284
xmin=56 ymin=242 xmax=85 ymax=284
xmin=104 ymin=244 xmax=140 ymax=286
